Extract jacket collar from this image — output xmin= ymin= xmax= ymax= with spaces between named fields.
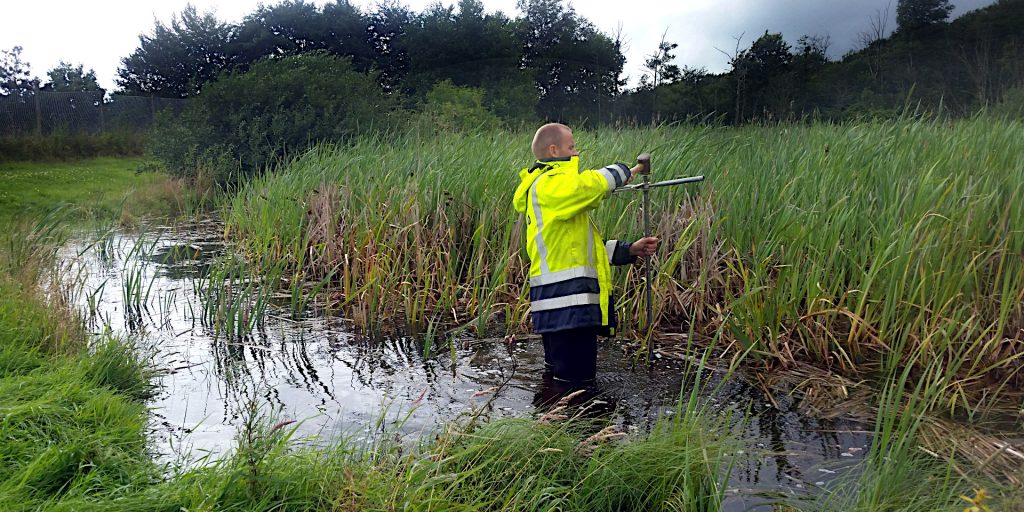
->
xmin=529 ymin=155 xmax=577 ymax=173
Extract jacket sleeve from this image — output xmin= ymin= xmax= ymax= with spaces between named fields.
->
xmin=604 ymin=239 xmax=637 ymax=266
xmin=540 ymin=163 xmax=632 ymax=221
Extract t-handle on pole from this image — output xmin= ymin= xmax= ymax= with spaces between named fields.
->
xmin=637 ymin=153 xmax=654 ymax=365
xmin=636 ymin=153 xmax=651 ymax=175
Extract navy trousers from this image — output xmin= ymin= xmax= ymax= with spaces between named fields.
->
xmin=541 ymin=326 xmax=598 ymax=383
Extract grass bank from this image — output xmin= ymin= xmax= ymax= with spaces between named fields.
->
xmin=0 ymin=157 xmax=198 ymax=224
xmin=224 ymin=115 xmax=1024 ymax=412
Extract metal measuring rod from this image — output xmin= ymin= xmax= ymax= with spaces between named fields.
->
xmin=614 ymin=153 xmax=705 ymax=364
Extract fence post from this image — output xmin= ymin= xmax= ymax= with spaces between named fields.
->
xmin=98 ymin=94 xmax=105 ymax=133
xmin=33 ymin=82 xmax=41 ymax=137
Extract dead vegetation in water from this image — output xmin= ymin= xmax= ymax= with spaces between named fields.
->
xmin=748 ymin=361 xmax=1024 ymax=486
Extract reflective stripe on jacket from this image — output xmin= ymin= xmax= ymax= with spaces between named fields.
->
xmin=512 ymin=156 xmax=635 ymax=334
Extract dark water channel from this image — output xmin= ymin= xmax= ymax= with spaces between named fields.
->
xmin=62 ymin=223 xmax=871 ymax=511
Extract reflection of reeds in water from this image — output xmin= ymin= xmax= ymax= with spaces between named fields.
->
xmin=198 ymin=252 xmax=277 ymax=339
xmin=119 ymin=234 xmax=161 ymax=330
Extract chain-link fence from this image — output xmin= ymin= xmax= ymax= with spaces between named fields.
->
xmin=0 ymin=90 xmax=186 ymax=136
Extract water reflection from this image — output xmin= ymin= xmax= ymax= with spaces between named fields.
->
xmin=61 ymin=223 xmax=872 ymax=510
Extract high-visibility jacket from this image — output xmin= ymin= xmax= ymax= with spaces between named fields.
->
xmin=512 ymin=156 xmax=636 ymax=334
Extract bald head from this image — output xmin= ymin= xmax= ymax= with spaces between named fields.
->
xmin=531 ymin=123 xmax=577 ymax=160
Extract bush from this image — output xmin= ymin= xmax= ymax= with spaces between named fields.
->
xmin=996 ymin=86 xmax=1024 ymax=117
xmin=150 ymin=52 xmax=402 ymax=185
xmin=416 ymin=80 xmax=501 ymax=132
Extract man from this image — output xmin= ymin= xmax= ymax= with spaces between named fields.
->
xmin=513 ymin=123 xmax=658 ymax=385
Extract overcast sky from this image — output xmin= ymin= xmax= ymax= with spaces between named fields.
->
xmin=0 ymin=0 xmax=998 ymax=91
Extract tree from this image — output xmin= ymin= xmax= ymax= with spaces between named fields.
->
xmin=730 ymin=32 xmax=793 ymax=121
xmin=517 ymin=0 xmax=625 ymax=123
xmin=43 ymin=61 xmax=102 ymax=93
xmin=640 ymin=31 xmax=682 ymax=118
xmin=857 ymin=2 xmax=892 ymax=50
xmin=0 ymin=46 xmax=35 ymax=97
xmin=897 ymin=0 xmax=954 ymax=33
xmin=642 ymin=32 xmax=682 ymax=89
xmin=117 ymin=5 xmax=231 ymax=97
xmin=228 ymin=0 xmax=373 ymax=72
xmin=320 ymin=0 xmax=375 ymax=70
xmin=402 ymin=0 xmax=520 ymax=94
xmin=230 ymin=0 xmax=329 ymax=63
xmin=795 ymin=35 xmax=830 ymax=67
xmin=368 ymin=0 xmax=413 ymax=90
xmin=855 ymin=3 xmax=892 ymax=83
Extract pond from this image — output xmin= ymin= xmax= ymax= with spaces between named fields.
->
xmin=62 ymin=221 xmax=871 ymax=511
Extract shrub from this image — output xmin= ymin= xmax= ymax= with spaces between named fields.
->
xmin=417 ymin=80 xmax=501 ymax=132
xmin=150 ymin=52 xmax=402 ymax=185
xmin=996 ymin=86 xmax=1024 ymax=117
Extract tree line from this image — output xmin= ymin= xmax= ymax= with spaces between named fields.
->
xmin=3 ymin=0 xmax=1022 ymax=180
xmin=4 ymin=0 xmax=1023 ymax=125
xmin=112 ymin=0 xmax=624 ymax=125
xmin=624 ymin=0 xmax=1024 ymax=124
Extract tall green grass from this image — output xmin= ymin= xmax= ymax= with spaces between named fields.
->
xmin=225 ymin=115 xmax=1024 ymax=411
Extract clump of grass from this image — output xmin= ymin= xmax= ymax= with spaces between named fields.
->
xmin=197 ymin=251 xmax=282 ymax=338
xmin=1 ymin=208 xmax=69 ymax=285
xmin=0 ymin=266 xmax=157 ymax=508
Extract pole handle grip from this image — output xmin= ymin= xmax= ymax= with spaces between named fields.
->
xmin=636 ymin=153 xmax=651 ymax=175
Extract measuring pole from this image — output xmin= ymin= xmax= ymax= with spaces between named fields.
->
xmin=635 ymin=153 xmax=654 ymax=364
xmin=620 ymin=155 xmax=705 ymax=365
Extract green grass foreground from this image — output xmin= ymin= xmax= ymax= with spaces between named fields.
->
xmin=0 ymin=158 xmax=187 ymax=223
xmin=0 ymin=273 xmax=730 ymax=511
xmin=225 ymin=115 xmax=1024 ymax=412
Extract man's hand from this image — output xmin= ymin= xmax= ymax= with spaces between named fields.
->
xmin=629 ymin=237 xmax=659 ymax=258
xmin=626 ymin=163 xmax=645 ymax=184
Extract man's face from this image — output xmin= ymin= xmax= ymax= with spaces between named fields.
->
xmin=551 ymin=128 xmax=579 ymax=158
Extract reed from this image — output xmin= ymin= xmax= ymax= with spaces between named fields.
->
xmin=224 ymin=115 xmax=1024 ymax=411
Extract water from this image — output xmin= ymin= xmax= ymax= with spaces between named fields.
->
xmin=62 ymin=222 xmax=871 ymax=510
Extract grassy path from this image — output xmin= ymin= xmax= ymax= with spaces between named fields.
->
xmin=0 ymin=158 xmax=178 ymax=222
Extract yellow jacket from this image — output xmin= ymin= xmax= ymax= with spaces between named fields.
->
xmin=513 ymin=156 xmax=635 ymax=334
